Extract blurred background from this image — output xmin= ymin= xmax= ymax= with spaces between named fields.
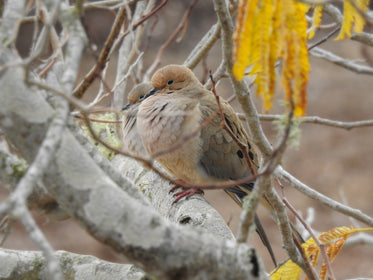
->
xmin=2 ymin=1 xmax=373 ymax=278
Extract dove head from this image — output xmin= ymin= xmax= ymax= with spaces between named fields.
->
xmin=122 ymin=83 xmax=152 ymax=111
xmin=150 ymin=65 xmax=202 ymax=95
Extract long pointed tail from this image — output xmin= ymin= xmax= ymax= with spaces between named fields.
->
xmin=254 ymin=214 xmax=277 ymax=267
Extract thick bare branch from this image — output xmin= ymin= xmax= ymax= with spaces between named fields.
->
xmin=0 ymin=249 xmax=147 ymax=280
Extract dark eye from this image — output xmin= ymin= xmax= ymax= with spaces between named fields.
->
xmin=139 ymin=94 xmax=144 ymax=100
xmin=167 ymin=79 xmax=174 ymax=85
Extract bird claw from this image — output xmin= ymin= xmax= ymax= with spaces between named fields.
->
xmin=171 ymin=188 xmax=204 ymax=204
xmin=169 ymin=185 xmax=181 ymax=194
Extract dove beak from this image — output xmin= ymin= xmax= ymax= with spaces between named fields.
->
xmin=122 ymin=102 xmax=133 ymax=111
xmin=143 ymin=88 xmax=157 ymax=99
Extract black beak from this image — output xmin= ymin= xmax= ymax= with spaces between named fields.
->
xmin=122 ymin=102 xmax=133 ymax=111
xmin=143 ymin=88 xmax=157 ymax=100
xmin=122 ymin=88 xmax=157 ymax=111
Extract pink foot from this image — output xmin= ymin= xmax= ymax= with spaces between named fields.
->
xmin=171 ymin=187 xmax=204 ymax=204
xmin=169 ymin=185 xmax=181 ymax=193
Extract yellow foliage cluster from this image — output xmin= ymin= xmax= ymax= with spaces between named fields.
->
xmin=270 ymin=226 xmax=373 ymax=280
xmin=309 ymin=0 xmax=369 ymax=40
xmin=233 ymin=0 xmax=310 ymax=116
xmin=233 ymin=0 xmax=369 ymax=116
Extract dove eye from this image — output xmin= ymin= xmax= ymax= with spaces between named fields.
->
xmin=166 ymin=79 xmax=174 ymax=85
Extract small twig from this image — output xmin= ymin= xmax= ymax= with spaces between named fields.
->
xmin=112 ymin=1 xmax=152 ymax=109
xmin=184 ymin=22 xmax=221 ymax=69
xmin=28 ymin=80 xmax=90 ymax=111
xmin=268 ymin=186 xmax=321 ymax=279
xmin=23 ymin=1 xmax=60 ymax=70
xmin=209 ymin=73 xmax=257 ymax=176
xmin=236 ymin=106 xmax=293 ymax=242
xmin=290 ymin=228 xmax=318 ymax=280
xmin=74 ymin=0 xmax=167 ymax=99
xmin=248 ymin=113 xmax=373 ymax=130
xmin=277 ymin=178 xmax=335 ymax=280
xmin=311 ymin=47 xmax=373 ymax=75
xmin=130 ymin=0 xmax=168 ymax=30
xmin=81 ymin=108 xmax=263 ymax=191
xmin=204 ymin=59 xmax=226 ymax=90
xmin=150 ymin=108 xmax=217 ymax=160
xmin=308 ymin=27 xmax=340 ymax=50
xmin=324 ymin=4 xmax=373 ymax=47
xmin=115 ymin=0 xmax=169 ymax=48
xmin=97 ymin=59 xmax=111 ymax=104
xmin=200 ymin=56 xmax=209 ymax=84
xmin=276 ymin=167 xmax=373 ymax=227
xmin=72 ymin=113 xmax=122 ymax=124
xmin=144 ymin=0 xmax=197 ymax=80
xmin=0 ymin=215 xmax=11 ymax=246
xmin=83 ymin=0 xmax=138 ymax=10
xmin=111 ymin=52 xmax=144 ymax=96
xmin=345 ymin=232 xmax=373 ymax=247
xmin=30 ymin=0 xmax=41 ymax=54
xmin=72 ymin=6 xmax=127 ymax=98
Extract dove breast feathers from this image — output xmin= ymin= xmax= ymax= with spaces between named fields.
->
xmin=122 ymin=83 xmax=153 ymax=157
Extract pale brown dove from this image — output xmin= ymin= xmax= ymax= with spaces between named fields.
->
xmin=137 ymin=64 xmax=277 ymax=266
xmin=122 ymin=83 xmax=153 ymax=158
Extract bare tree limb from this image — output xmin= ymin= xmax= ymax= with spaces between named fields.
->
xmin=0 ymin=249 xmax=147 ymax=280
xmin=184 ymin=22 xmax=221 ymax=69
xmin=276 ymin=167 xmax=373 ymax=226
xmin=253 ymin=114 xmax=373 ymax=130
xmin=112 ymin=155 xmax=235 ymax=241
xmin=311 ymin=47 xmax=373 ymax=75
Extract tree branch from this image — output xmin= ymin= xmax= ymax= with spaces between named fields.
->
xmin=0 ymin=249 xmax=147 ymax=280
xmin=254 ymin=114 xmax=373 ymax=130
xmin=311 ymin=47 xmax=373 ymax=75
xmin=183 ymin=22 xmax=221 ymax=69
xmin=276 ymin=167 xmax=373 ymax=226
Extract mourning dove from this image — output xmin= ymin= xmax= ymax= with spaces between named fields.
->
xmin=137 ymin=64 xmax=277 ymax=266
xmin=122 ymin=83 xmax=153 ymax=158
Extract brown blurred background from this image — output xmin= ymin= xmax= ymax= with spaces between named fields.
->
xmin=2 ymin=1 xmax=373 ymax=278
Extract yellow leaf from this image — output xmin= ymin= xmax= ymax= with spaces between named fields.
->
xmin=270 ymin=259 xmax=302 ymax=280
xmin=308 ymin=6 xmax=324 ymax=39
xmin=335 ymin=0 xmax=369 ymax=40
xmin=233 ymin=0 xmax=259 ymax=80
xmin=271 ymin=226 xmax=373 ymax=280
